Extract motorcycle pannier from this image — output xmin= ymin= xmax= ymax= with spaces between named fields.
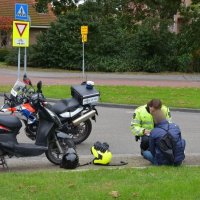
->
xmin=71 ymin=85 xmax=100 ymax=105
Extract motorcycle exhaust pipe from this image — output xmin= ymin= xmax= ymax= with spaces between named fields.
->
xmin=72 ymin=110 xmax=96 ymax=126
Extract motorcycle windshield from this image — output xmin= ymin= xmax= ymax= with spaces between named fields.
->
xmin=10 ymin=80 xmax=26 ymax=97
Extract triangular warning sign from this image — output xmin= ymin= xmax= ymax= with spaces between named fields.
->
xmin=17 ymin=6 xmax=26 ymax=17
xmin=15 ymin=23 xmax=27 ymax=37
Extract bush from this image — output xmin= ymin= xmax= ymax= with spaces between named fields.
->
xmin=127 ymin=18 xmax=178 ymax=72
xmin=5 ymin=48 xmax=34 ymax=67
xmin=0 ymin=48 xmax=9 ymax=62
xmin=176 ymin=3 xmax=200 ymax=72
xmin=28 ymin=6 xmax=137 ymax=72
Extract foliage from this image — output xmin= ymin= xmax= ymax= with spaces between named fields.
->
xmin=132 ymin=0 xmax=182 ymax=19
xmin=10 ymin=0 xmax=200 ymax=72
xmin=34 ymin=0 xmax=79 ymax=15
xmin=5 ymin=48 xmax=36 ymax=67
xmin=29 ymin=1 xmax=137 ymax=71
xmin=127 ymin=18 xmax=178 ymax=72
xmin=0 ymin=48 xmax=9 ymax=62
xmin=177 ymin=1 xmax=200 ymax=72
xmin=29 ymin=12 xmax=83 ymax=69
xmin=30 ymin=0 xmax=180 ymax=72
xmin=0 ymin=16 xmax=12 ymax=31
xmin=0 ymin=16 xmax=12 ymax=48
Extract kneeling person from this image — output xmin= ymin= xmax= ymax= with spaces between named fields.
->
xmin=130 ymin=99 xmax=171 ymax=154
xmin=143 ymin=110 xmax=186 ymax=166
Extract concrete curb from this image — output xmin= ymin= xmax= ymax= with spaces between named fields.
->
xmin=2 ymin=154 xmax=200 ymax=172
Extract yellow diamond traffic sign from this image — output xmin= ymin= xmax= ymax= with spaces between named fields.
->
xmin=13 ymin=21 xmax=30 ymax=47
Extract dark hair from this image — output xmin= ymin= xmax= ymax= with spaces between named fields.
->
xmin=147 ymin=99 xmax=162 ymax=109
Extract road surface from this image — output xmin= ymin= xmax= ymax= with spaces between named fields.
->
xmin=1 ymin=103 xmax=199 ymax=171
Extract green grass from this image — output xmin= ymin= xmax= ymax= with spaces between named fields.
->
xmin=1 ymin=85 xmax=199 ymax=109
xmin=0 ymin=166 xmax=200 ymax=199
xmin=0 ymin=65 xmax=199 ymax=198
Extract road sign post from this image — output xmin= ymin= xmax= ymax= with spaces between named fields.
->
xmin=81 ymin=26 xmax=88 ymax=79
xmin=17 ymin=48 xmax=21 ymax=80
xmin=13 ymin=3 xmax=29 ymax=80
xmin=82 ymin=42 xmax=85 ymax=79
xmin=24 ymin=47 xmax=27 ymax=75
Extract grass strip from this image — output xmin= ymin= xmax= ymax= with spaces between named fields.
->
xmin=0 ymin=85 xmax=200 ymax=109
xmin=0 ymin=166 xmax=200 ymax=199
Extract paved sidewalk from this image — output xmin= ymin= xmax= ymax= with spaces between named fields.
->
xmin=0 ymin=67 xmax=200 ymax=87
xmin=1 ymin=154 xmax=200 ymax=172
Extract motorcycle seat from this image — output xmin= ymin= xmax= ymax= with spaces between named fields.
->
xmin=0 ymin=114 xmax=22 ymax=129
xmin=51 ymin=98 xmax=80 ymax=115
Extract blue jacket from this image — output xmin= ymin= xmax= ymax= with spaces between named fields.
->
xmin=149 ymin=119 xmax=185 ymax=165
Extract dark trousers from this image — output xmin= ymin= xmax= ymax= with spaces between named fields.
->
xmin=140 ymin=135 xmax=149 ymax=151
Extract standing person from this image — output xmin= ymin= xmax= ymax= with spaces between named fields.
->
xmin=130 ymin=99 xmax=171 ymax=154
xmin=143 ymin=110 xmax=186 ymax=166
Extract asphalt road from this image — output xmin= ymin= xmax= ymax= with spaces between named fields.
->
xmin=0 ymin=100 xmax=199 ymax=171
xmin=4 ymin=102 xmax=199 ymax=156
xmin=0 ymin=67 xmax=199 ymax=171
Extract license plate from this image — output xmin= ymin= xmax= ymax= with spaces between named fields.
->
xmin=82 ymin=96 xmax=99 ymax=105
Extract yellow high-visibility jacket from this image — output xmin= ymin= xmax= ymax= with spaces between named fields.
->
xmin=130 ymin=105 xmax=171 ymax=137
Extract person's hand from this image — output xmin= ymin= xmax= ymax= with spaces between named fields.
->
xmin=144 ymin=129 xmax=150 ymax=136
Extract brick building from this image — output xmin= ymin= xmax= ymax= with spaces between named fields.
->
xmin=0 ymin=0 xmax=56 ymax=47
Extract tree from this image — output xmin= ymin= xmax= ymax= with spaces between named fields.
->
xmin=28 ymin=10 xmax=89 ymax=68
xmin=128 ymin=0 xmax=182 ymax=22
xmin=127 ymin=17 xmax=178 ymax=72
xmin=27 ymin=0 xmax=183 ymax=72
xmin=29 ymin=1 xmax=136 ymax=71
xmin=0 ymin=16 xmax=12 ymax=32
xmin=35 ymin=0 xmax=79 ymax=15
xmin=0 ymin=16 xmax=12 ymax=47
xmin=176 ymin=1 xmax=200 ymax=72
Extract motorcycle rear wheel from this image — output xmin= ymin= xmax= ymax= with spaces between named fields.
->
xmin=72 ymin=119 xmax=92 ymax=145
xmin=45 ymin=137 xmax=75 ymax=165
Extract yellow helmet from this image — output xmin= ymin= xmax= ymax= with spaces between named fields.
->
xmin=91 ymin=142 xmax=112 ymax=165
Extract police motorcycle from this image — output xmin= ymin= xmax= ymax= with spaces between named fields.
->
xmin=0 ymin=81 xmax=75 ymax=167
xmin=1 ymin=75 xmax=100 ymax=145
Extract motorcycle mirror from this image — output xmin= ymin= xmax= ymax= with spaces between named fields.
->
xmin=23 ymin=74 xmax=33 ymax=87
xmin=37 ymin=81 xmax=42 ymax=93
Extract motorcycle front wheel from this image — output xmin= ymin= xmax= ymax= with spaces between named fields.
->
xmin=45 ymin=137 xmax=75 ymax=165
xmin=72 ymin=119 xmax=92 ymax=145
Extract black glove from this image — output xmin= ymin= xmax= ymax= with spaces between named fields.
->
xmin=135 ymin=136 xmax=140 ymax=142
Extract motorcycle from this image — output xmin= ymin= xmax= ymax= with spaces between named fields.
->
xmin=0 ymin=81 xmax=75 ymax=168
xmin=1 ymin=75 xmax=100 ymax=145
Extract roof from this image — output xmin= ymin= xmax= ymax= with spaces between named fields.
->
xmin=0 ymin=0 xmax=57 ymax=27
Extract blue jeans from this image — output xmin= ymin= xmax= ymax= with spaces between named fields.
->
xmin=143 ymin=150 xmax=158 ymax=165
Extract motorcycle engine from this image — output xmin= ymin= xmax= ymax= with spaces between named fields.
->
xmin=25 ymin=122 xmax=38 ymax=140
